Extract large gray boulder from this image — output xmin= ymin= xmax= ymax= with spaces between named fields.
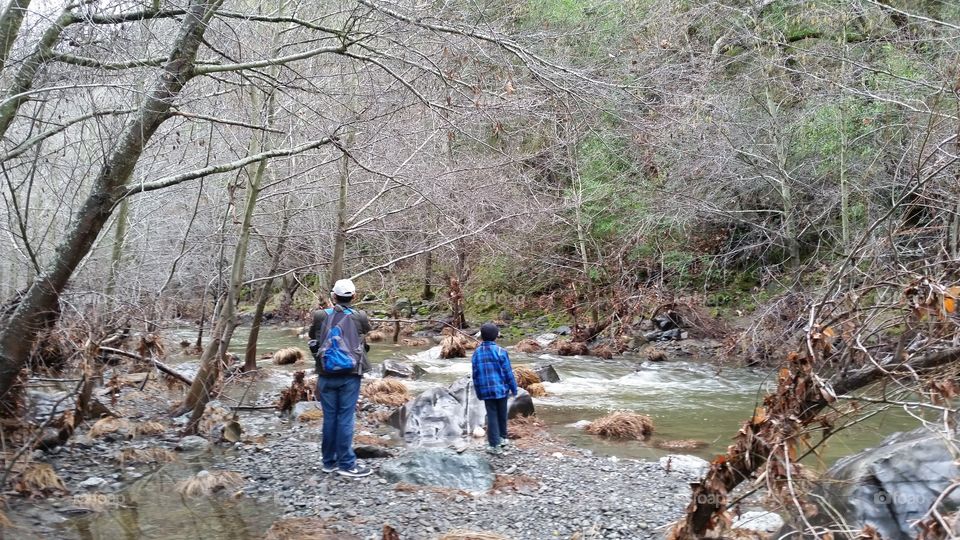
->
xmin=380 ymin=449 xmax=493 ymax=491
xmin=780 ymin=427 xmax=960 ymax=539
xmin=389 ymin=377 xmax=534 ymax=444
xmin=533 ymin=364 xmax=561 ymax=384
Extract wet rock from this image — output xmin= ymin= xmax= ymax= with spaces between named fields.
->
xmin=534 ymin=333 xmax=558 ymax=348
xmin=533 ymin=364 xmax=561 ymax=383
xmin=292 ymin=401 xmax=323 ymax=422
xmin=507 ymin=389 xmax=535 ymax=419
xmin=380 ymin=449 xmax=493 ymax=491
xmin=659 ymin=454 xmax=709 ymax=477
xmin=553 ymin=326 xmax=572 ymax=336
xmin=175 ymin=435 xmax=211 ymax=452
xmin=732 ymin=511 xmax=785 ymax=534
xmin=381 ymin=360 xmax=425 ymax=379
xmin=354 ymin=445 xmax=393 ymax=459
xmin=653 ymin=311 xmax=682 ymax=331
xmin=780 ymin=427 xmax=960 ymax=539
xmin=79 ymin=476 xmax=107 ymax=489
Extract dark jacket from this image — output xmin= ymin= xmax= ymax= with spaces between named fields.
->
xmin=309 ymin=303 xmax=372 ymax=375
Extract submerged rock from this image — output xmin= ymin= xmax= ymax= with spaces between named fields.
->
xmin=533 ymin=364 xmax=561 ymax=383
xmin=780 ymin=427 xmax=960 ymax=539
xmin=379 ymin=449 xmax=493 ymax=491
xmin=381 ymin=359 xmax=425 ymax=379
xmin=175 ymin=436 xmax=211 ymax=453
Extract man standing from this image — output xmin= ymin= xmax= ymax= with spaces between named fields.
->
xmin=309 ymin=278 xmax=372 ymax=477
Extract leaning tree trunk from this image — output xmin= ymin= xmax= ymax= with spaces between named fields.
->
xmin=0 ymin=0 xmax=31 ymax=72
xmin=0 ymin=0 xmax=223 ymax=414
xmin=243 ymin=198 xmax=291 ymax=372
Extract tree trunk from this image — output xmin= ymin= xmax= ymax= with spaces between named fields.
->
xmin=329 ymin=145 xmax=350 ymax=290
xmin=104 ymin=198 xmax=130 ymax=304
xmin=0 ymin=0 xmax=223 ymax=414
xmin=422 ymin=250 xmax=434 ymax=300
xmin=243 ymin=199 xmax=291 ymax=372
xmin=0 ymin=0 xmax=31 ymax=72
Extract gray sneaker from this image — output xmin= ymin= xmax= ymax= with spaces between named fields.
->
xmin=321 ymin=465 xmax=337 ymax=473
xmin=337 ymin=464 xmax=373 ymax=478
xmin=499 ymin=439 xmax=510 ymax=448
xmin=485 ymin=446 xmax=503 ymax=455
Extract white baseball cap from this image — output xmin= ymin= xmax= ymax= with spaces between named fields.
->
xmin=332 ymin=279 xmax=356 ymax=297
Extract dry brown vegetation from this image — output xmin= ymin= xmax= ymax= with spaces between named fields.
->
xmin=115 ymin=447 xmax=178 ymax=465
xmin=586 ymin=411 xmax=654 ymax=440
xmin=514 ymin=339 xmax=542 ymax=353
xmin=512 ymin=366 xmax=540 ymax=388
xmin=590 ymin=344 xmax=614 ymax=359
xmin=272 ymin=347 xmax=304 ymax=365
xmin=134 ymin=421 xmax=166 ymax=436
xmin=366 ymin=330 xmax=386 ymax=342
xmin=645 ymin=348 xmax=668 ymax=362
xmin=264 ymin=517 xmax=350 ymax=540
xmin=176 ymin=470 xmax=244 ymax=497
xmin=361 ymin=379 xmax=410 ymax=407
xmin=555 ymin=340 xmax=589 ymax=356
xmin=14 ymin=464 xmax=66 ymax=496
xmin=298 ymin=409 xmax=323 ymax=422
xmin=440 ymin=335 xmax=468 ymax=359
xmin=526 ymin=383 xmax=547 ymax=397
xmin=89 ymin=416 xmax=130 ymax=439
xmin=490 ymin=473 xmax=540 ymax=493
xmin=276 ymin=370 xmax=315 ymax=412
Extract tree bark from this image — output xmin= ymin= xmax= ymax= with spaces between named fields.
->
xmin=0 ymin=0 xmax=223 ymax=414
xmin=243 ymin=199 xmax=291 ymax=372
xmin=0 ymin=0 xmax=31 ymax=72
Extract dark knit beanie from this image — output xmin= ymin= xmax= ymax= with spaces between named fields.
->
xmin=480 ymin=323 xmax=500 ymax=342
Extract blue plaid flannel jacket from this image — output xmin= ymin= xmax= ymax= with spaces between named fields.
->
xmin=471 ymin=341 xmax=518 ymax=400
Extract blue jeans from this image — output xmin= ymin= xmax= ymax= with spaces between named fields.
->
xmin=484 ymin=397 xmax=509 ymax=447
xmin=317 ymin=375 xmax=361 ymax=470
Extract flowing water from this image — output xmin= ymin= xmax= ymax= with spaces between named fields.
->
xmin=166 ymin=325 xmax=920 ymax=462
xmin=40 ymin=325 xmax=923 ymax=539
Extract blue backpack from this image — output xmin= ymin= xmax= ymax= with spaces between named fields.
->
xmin=312 ymin=306 xmax=363 ymax=375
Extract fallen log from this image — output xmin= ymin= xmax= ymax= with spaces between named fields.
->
xmin=99 ymin=347 xmax=193 ymax=386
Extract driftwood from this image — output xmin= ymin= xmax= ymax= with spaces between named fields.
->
xmin=99 ymin=347 xmax=193 ymax=386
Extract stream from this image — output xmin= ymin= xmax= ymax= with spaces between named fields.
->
xmin=33 ymin=325 xmax=923 ymax=539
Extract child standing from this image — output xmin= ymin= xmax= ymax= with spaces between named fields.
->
xmin=471 ymin=322 xmax=519 ymax=454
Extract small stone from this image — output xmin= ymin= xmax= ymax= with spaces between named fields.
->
xmin=79 ymin=476 xmax=107 ymax=489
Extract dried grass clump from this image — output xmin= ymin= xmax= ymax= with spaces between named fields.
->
xmin=264 ymin=517 xmax=348 ymax=540
xmin=645 ymin=348 xmax=668 ymax=362
xmin=491 ymin=473 xmax=540 ymax=493
xmin=133 ymin=421 xmax=166 ymax=437
xmin=272 ymin=347 xmax=304 ymax=365
xmin=590 ymin=344 xmax=614 ymax=359
xmin=506 ymin=415 xmax=546 ymax=440
xmin=176 ymin=470 xmax=244 ymax=497
xmin=298 ymin=409 xmax=324 ymax=423
xmin=514 ymin=339 xmax=542 ymax=353
xmin=15 ymin=464 xmax=66 ymax=496
xmin=585 ymin=411 xmax=654 ymax=440
xmin=654 ymin=439 xmax=707 ymax=451
xmin=366 ymin=330 xmax=386 ymax=342
xmin=438 ymin=530 xmax=508 ymax=540
xmin=361 ymin=379 xmax=410 ymax=407
xmin=89 ymin=416 xmax=130 ymax=439
xmin=440 ymin=335 xmax=467 ymax=359
xmin=512 ymin=366 xmax=541 ymax=388
xmin=556 ymin=340 xmax=589 ymax=356
xmin=116 ymin=447 xmax=178 ymax=465
xmin=526 ymin=383 xmax=547 ymax=397
xmin=400 ymin=337 xmax=431 ymax=347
